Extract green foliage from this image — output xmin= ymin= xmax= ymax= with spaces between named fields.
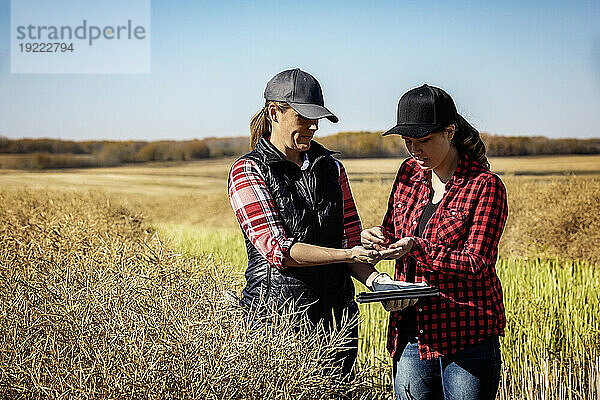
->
xmin=154 ymin=223 xmax=247 ymax=271
xmin=497 ymin=258 xmax=600 ymax=399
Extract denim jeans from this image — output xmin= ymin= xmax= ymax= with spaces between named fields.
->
xmin=393 ymin=336 xmax=501 ymax=400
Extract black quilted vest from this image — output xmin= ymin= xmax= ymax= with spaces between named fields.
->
xmin=234 ymin=136 xmax=356 ymax=324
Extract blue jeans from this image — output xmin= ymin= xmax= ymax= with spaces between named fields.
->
xmin=393 ymin=336 xmax=501 ymax=400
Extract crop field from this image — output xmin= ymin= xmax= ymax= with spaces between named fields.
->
xmin=1 ymin=154 xmax=600 ymax=399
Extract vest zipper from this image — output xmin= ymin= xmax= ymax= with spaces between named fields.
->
xmin=301 ymin=170 xmax=314 ymax=207
xmin=302 ymin=153 xmax=328 ymax=207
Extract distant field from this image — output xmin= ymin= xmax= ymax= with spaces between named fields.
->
xmin=0 ymin=157 xmax=231 ymax=195
xmin=1 ymin=154 xmax=598 ymax=232
xmin=339 ymin=154 xmax=600 ymax=183
xmin=489 ymin=154 xmax=600 ymax=174
xmin=1 ymin=154 xmax=599 ymax=242
xmin=1 ymin=154 xmax=599 ymax=193
xmin=0 ymin=154 xmax=594 ymax=230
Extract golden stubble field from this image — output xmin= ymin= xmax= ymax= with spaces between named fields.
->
xmin=1 ymin=154 xmax=600 ymax=399
xmin=1 ymin=155 xmax=599 ymax=259
xmin=2 ymin=154 xmax=600 ymax=193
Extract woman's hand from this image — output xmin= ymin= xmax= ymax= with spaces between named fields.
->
xmin=361 ymin=227 xmax=390 ymax=251
xmin=350 ymin=245 xmax=382 ymax=265
xmin=378 ymin=237 xmax=414 ymax=259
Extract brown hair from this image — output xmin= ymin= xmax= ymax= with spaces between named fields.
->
xmin=249 ymin=101 xmax=291 ymax=150
xmin=451 ymin=115 xmax=490 ymax=170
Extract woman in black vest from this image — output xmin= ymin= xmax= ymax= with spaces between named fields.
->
xmin=228 ymin=68 xmax=395 ymax=377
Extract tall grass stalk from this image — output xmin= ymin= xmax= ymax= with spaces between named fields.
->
xmin=498 ymin=257 xmax=600 ymax=398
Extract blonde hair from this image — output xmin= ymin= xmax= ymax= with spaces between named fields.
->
xmin=249 ymin=101 xmax=291 ymax=150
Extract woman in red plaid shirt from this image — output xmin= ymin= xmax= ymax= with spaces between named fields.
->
xmin=362 ymin=85 xmax=508 ymax=400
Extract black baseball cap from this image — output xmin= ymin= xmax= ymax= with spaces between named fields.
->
xmin=264 ymin=68 xmax=339 ymax=123
xmin=383 ymin=84 xmax=457 ymax=138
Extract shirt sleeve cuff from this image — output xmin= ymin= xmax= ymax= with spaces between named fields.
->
xmin=407 ymin=237 xmax=430 ymax=266
xmin=379 ymin=224 xmax=395 ymax=242
xmin=269 ymin=236 xmax=296 ymax=270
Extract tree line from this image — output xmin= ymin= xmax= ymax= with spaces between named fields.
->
xmin=0 ymin=132 xmax=598 ymax=169
xmin=0 ymin=138 xmax=211 ymax=169
xmin=319 ymin=131 xmax=600 ymax=158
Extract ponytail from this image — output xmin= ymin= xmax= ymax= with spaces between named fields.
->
xmin=249 ymin=101 xmax=291 ymax=150
xmin=452 ymin=115 xmax=490 ymax=170
xmin=250 ymin=105 xmax=269 ymax=150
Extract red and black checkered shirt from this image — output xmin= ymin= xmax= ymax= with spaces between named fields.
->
xmin=380 ymin=156 xmax=508 ymax=360
xmin=229 ymin=155 xmax=362 ymax=269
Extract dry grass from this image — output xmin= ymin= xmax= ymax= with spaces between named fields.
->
xmin=0 ymin=189 xmax=382 ymax=399
xmin=351 ymin=175 xmax=600 ymax=264
xmin=498 ymin=357 xmax=600 ymax=400
xmin=489 ymin=155 xmax=600 ymax=175
xmin=1 ymin=156 xmax=600 ymax=398
xmin=501 ymin=176 xmax=600 ymax=263
xmin=2 ymin=155 xmax=598 ymax=262
xmin=336 ymin=155 xmax=600 ymax=180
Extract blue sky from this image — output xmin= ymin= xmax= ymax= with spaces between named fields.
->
xmin=0 ymin=0 xmax=599 ymax=140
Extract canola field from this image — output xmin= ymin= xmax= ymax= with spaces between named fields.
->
xmin=1 ymin=154 xmax=599 ymax=399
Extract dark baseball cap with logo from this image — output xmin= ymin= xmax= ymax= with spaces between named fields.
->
xmin=383 ymin=84 xmax=458 ymax=138
xmin=264 ymin=68 xmax=339 ymax=123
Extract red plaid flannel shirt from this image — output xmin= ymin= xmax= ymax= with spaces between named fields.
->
xmin=380 ymin=156 xmax=508 ymax=360
xmin=229 ymin=156 xmax=362 ymax=269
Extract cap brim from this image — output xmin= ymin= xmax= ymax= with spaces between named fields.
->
xmin=382 ymin=123 xmax=444 ymax=138
xmin=288 ymin=102 xmax=339 ymax=123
